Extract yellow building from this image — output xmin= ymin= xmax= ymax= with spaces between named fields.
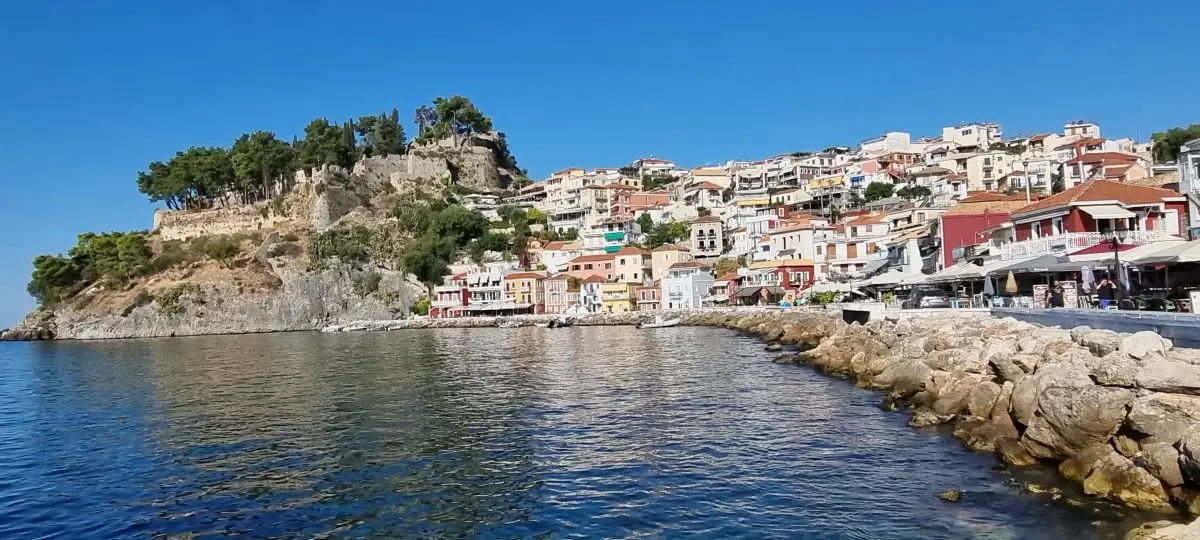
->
xmin=601 ymin=282 xmax=638 ymax=313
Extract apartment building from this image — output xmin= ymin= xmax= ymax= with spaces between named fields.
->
xmin=650 ymin=244 xmax=691 ymax=281
xmin=503 ymin=271 xmax=547 ymax=313
xmin=689 ymin=216 xmax=724 ymax=257
xmin=431 ymin=272 xmax=468 ymax=318
xmin=614 ymin=246 xmax=651 ymax=284
xmin=565 ymin=254 xmax=616 ymax=280
xmin=601 ymin=282 xmax=639 ymax=313
xmin=542 ymin=274 xmax=579 ymax=314
xmin=941 ymin=123 xmax=1002 ymax=150
xmin=661 ymin=262 xmax=714 ymax=309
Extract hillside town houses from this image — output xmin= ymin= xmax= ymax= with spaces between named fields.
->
xmin=427 ymin=120 xmax=1200 ymax=317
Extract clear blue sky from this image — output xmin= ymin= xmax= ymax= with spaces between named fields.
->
xmin=2 ymin=1 xmax=1198 ymax=326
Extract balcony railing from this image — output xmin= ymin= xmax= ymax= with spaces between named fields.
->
xmin=998 ymin=230 xmax=1170 ymax=260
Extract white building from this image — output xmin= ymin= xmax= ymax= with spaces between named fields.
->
xmin=579 ymin=276 xmax=605 ymax=312
xmin=941 ymin=123 xmax=1002 ymax=150
xmin=661 ymin=262 xmax=714 ymax=309
xmin=860 ymin=132 xmax=913 ymax=156
xmin=1179 ymin=138 xmax=1200 ymax=230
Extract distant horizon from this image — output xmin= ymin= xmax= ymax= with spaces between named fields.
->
xmin=3 ymin=0 xmax=1199 ymax=326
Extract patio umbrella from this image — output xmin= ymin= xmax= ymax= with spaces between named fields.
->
xmin=983 ymin=275 xmax=995 ymax=296
xmin=1081 ymin=266 xmax=1095 ymax=293
xmin=1004 ymin=271 xmax=1018 ymax=295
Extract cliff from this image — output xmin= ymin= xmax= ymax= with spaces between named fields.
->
xmin=5 ymin=138 xmax=511 ymax=341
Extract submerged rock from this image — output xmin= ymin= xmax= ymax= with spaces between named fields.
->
xmin=1083 ymin=453 xmax=1173 ymax=510
xmin=937 ymin=488 xmax=962 ymax=502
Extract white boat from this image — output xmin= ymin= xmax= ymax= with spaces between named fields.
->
xmin=637 ymin=316 xmax=681 ymax=329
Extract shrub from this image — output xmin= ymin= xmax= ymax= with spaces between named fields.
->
xmin=281 ymin=232 xmax=301 ymax=242
xmin=155 ymin=283 xmax=202 ymax=315
xmin=352 ymin=271 xmax=382 ymax=297
xmin=410 ymin=297 xmax=431 ymax=316
xmin=191 ymin=235 xmax=242 ymax=268
xmin=267 ymin=241 xmax=302 ymax=258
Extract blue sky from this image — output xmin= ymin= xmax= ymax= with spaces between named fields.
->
xmin=1 ymin=0 xmax=1198 ymax=326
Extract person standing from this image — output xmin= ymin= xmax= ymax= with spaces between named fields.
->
xmin=1049 ymin=283 xmax=1065 ymax=308
xmin=1097 ymin=277 xmax=1115 ymax=309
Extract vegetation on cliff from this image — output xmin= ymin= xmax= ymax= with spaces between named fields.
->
xmin=134 ymin=95 xmax=517 ymax=211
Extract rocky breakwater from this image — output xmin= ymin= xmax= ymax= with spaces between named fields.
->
xmin=689 ymin=310 xmax=1200 ymax=522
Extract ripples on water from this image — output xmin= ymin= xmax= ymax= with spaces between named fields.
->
xmin=0 ymin=327 xmax=1160 ymax=538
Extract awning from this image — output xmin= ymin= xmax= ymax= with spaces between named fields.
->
xmin=1134 ymin=240 xmax=1200 ymax=265
xmin=861 ymin=258 xmax=889 ymax=276
xmin=1081 ymin=205 xmax=1136 ymax=220
xmin=993 ymin=254 xmax=1077 ymax=274
xmin=735 ymin=285 xmax=786 ymax=298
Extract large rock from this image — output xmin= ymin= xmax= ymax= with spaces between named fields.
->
xmin=997 ymin=437 xmax=1039 ymax=466
xmin=1123 ymin=519 xmax=1200 ymax=540
xmin=1140 ymin=442 xmax=1186 ymax=487
xmin=931 ymin=371 xmax=989 ymax=416
xmin=1179 ymin=426 xmax=1200 ymax=488
xmin=924 ymin=348 xmax=987 ymax=373
xmin=1010 ymin=363 xmax=1093 ymax=427
xmin=1021 ymin=385 xmax=1134 ymax=459
xmin=1122 ymin=331 xmax=1173 ymax=361
xmin=1089 ymin=351 xmax=1142 ymax=388
xmin=872 ymin=359 xmax=933 ymax=397
xmin=1083 ymin=453 xmax=1173 ymax=510
xmin=967 ymin=381 xmax=1002 ymax=418
xmin=1127 ymin=393 xmax=1200 ymax=445
xmin=1136 ymin=359 xmax=1200 ymax=396
xmin=1060 ymin=444 xmax=1118 ymax=483
xmin=1011 ymin=353 xmax=1042 ymax=374
xmin=1076 ymin=329 xmax=1123 ymax=357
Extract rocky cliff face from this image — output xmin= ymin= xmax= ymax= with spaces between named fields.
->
xmin=3 ymin=263 xmax=423 ymax=341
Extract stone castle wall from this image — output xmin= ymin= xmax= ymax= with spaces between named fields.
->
xmin=153 ymin=206 xmax=291 ymax=241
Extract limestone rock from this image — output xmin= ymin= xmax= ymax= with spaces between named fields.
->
xmin=909 ymin=408 xmax=953 ymax=427
xmin=1122 ymin=331 xmax=1172 ymax=360
xmin=1168 ymin=349 xmax=1200 ymax=366
xmin=1179 ymin=426 xmax=1200 ymax=488
xmin=1137 ymin=359 xmax=1200 ymax=396
xmin=997 ymin=437 xmax=1040 ymax=467
xmin=1010 ymin=363 xmax=1093 ymax=427
xmin=1089 ymin=351 xmax=1142 ymax=388
xmin=1114 ymin=435 xmax=1141 ymax=458
xmin=1076 ymin=329 xmax=1123 ymax=357
xmin=1141 ymin=442 xmax=1185 ymax=487
xmin=932 ymin=371 xmax=989 ymax=416
xmin=872 ymin=359 xmax=933 ymax=397
xmin=1059 ymin=444 xmax=1118 ymax=483
xmin=1128 ymin=393 xmax=1200 ymax=445
xmin=967 ymin=381 xmax=1002 ymax=418
xmin=1011 ymin=353 xmax=1041 ymax=374
xmin=1083 ymin=452 xmax=1173 ymax=510
xmin=1169 ymin=487 xmax=1200 ymax=517
xmin=1021 ymin=385 xmax=1133 ymax=459
xmin=1123 ymin=520 xmax=1196 ymax=540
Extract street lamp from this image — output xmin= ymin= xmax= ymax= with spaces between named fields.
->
xmin=1022 ymin=159 xmax=1031 ymax=203
xmin=1106 ymin=229 xmax=1129 ymax=302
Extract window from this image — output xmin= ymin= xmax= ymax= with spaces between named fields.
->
xmin=816 ymin=245 xmax=823 ymax=255
xmin=1052 ymin=217 xmax=1064 ymax=235
xmin=961 ymin=129 xmax=971 ymax=136
xmin=620 ymin=259 xmax=626 ymax=265
xmin=1031 ymin=222 xmax=1042 ymax=239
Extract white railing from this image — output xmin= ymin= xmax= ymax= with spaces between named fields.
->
xmin=998 ymin=230 xmax=1168 ymax=260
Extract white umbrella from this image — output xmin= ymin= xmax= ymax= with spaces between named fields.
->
xmin=983 ymin=276 xmax=995 ymax=296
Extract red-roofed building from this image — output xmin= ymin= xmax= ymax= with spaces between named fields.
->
xmin=431 ymin=272 xmax=469 ymax=318
xmin=504 ymin=271 xmax=549 ymax=313
xmin=997 ymin=180 xmax=1186 ymax=259
xmin=936 ymin=192 xmax=1030 ymax=268
xmin=1063 ymin=152 xmax=1149 ymax=186
xmin=566 ymin=254 xmax=616 ymax=281
xmin=615 ymin=246 xmax=651 ymax=283
xmin=637 ymin=280 xmax=661 ymax=311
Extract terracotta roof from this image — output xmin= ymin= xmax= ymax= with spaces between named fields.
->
xmin=668 ymin=261 xmax=708 ymax=270
xmin=695 ymin=181 xmax=725 ymax=190
xmin=568 ymin=254 xmax=616 ymax=264
xmin=1065 ymin=152 xmax=1138 ymax=165
xmin=615 ymin=246 xmax=648 ymax=255
xmin=504 ymin=271 xmax=548 ymax=280
xmin=581 ymin=274 xmax=609 ymax=284
xmin=1029 ymin=133 xmax=1051 ymax=142
xmin=543 ymin=241 xmax=567 ymax=250
xmin=716 ymin=272 xmax=741 ymax=282
xmin=651 ymin=243 xmax=689 ymax=252
xmin=943 ymin=200 xmax=1028 ymax=217
xmin=846 ymin=212 xmax=888 ymax=225
xmin=691 ymin=216 xmax=723 ymax=224
xmin=543 ymin=274 xmax=569 ymax=281
xmin=1104 ymin=164 xmax=1134 ymax=178
xmin=1014 ymin=179 xmax=1181 ymax=216
xmin=910 ymin=166 xmax=952 ymax=176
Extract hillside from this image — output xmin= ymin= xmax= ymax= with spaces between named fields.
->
xmin=2 ymin=96 xmax=531 ymax=340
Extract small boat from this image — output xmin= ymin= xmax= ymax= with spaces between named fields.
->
xmin=497 ymin=319 xmax=521 ymax=328
xmin=637 ymin=316 xmax=681 ymax=329
xmin=534 ymin=322 xmax=551 ymax=328
xmin=548 ymin=317 xmax=574 ymax=329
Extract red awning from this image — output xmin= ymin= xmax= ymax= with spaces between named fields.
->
xmin=1069 ymin=242 xmax=1135 ymax=256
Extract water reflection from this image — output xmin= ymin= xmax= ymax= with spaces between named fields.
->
xmin=0 ymin=328 xmax=1162 ymax=539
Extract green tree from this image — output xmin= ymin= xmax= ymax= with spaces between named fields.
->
xmin=298 ymin=118 xmax=357 ymax=170
xmin=864 ymin=182 xmax=894 ymax=202
xmin=1052 ymin=174 xmax=1066 ymax=194
xmin=418 ymin=95 xmax=494 ymax=144
xmin=230 ymin=131 xmax=296 ymax=202
xmin=636 ymin=213 xmax=655 ymax=235
xmin=896 ymin=185 xmax=931 ymax=200
xmin=846 ymin=190 xmax=864 ymax=209
xmin=645 ymin=221 xmax=688 ymax=249
xmin=431 ymin=204 xmax=489 ymax=244
xmin=356 ymin=108 xmax=406 ymax=158
xmin=642 ymin=174 xmax=675 ymax=191
xmin=697 ymin=207 xmax=711 ymax=217
xmin=70 ymin=232 xmax=151 ymax=282
xmin=525 ymin=207 xmax=548 ymax=225
xmin=402 ymin=233 xmax=457 ymax=284
xmin=27 ymin=255 xmax=82 ymax=305
xmin=712 ymin=257 xmax=741 ymax=277
xmin=1151 ymin=124 xmax=1200 ymax=163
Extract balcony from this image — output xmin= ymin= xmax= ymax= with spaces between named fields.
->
xmin=998 ymin=230 xmax=1170 ymax=260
